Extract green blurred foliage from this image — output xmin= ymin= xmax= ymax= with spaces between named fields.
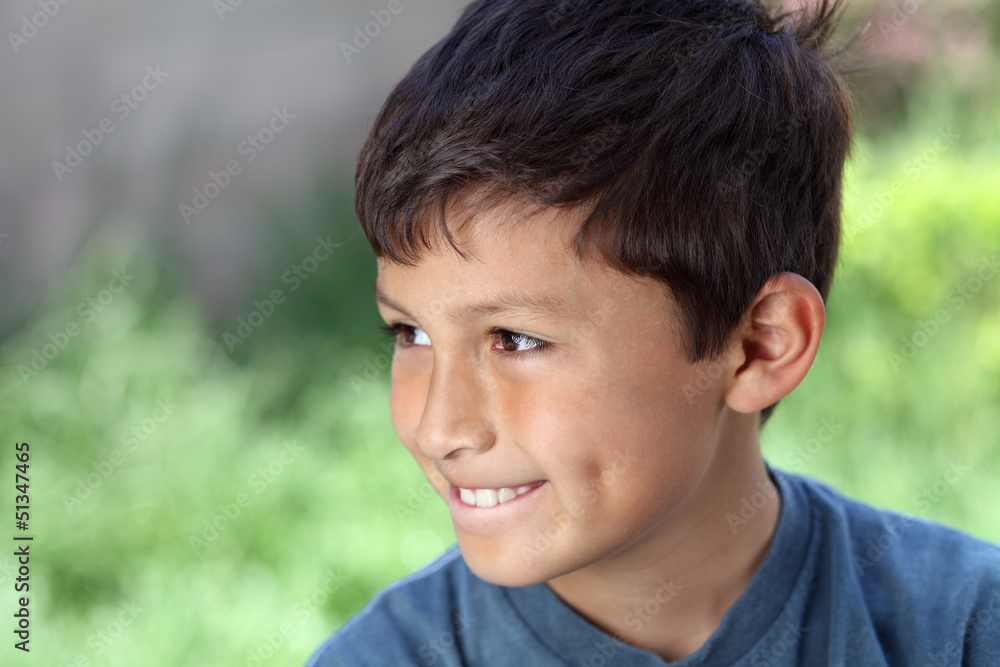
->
xmin=1 ymin=72 xmax=999 ymax=667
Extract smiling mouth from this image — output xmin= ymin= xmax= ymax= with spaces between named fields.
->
xmin=456 ymin=481 xmax=546 ymax=508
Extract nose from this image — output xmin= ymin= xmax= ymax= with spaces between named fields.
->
xmin=414 ymin=353 xmax=495 ymax=461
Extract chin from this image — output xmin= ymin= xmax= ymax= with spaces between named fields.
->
xmin=456 ymin=535 xmax=558 ymax=588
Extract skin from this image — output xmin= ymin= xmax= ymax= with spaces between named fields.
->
xmin=373 ymin=203 xmax=825 ymax=661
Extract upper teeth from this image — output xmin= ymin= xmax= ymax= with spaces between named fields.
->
xmin=459 ymin=483 xmax=541 ymax=508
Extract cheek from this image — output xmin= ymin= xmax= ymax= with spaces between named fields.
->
xmin=522 ymin=355 xmax=703 ymax=444
xmin=388 ymin=360 xmax=426 ymax=455
xmin=521 ymin=357 xmax=715 ymax=505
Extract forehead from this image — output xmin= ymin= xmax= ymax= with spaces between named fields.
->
xmin=374 ymin=205 xmax=587 ymax=319
xmin=373 ymin=203 xmax=677 ymax=330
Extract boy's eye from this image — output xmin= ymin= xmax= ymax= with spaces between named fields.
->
xmin=377 ymin=323 xmax=550 ymax=357
xmin=379 ymin=323 xmax=430 ymax=346
xmin=494 ymin=329 xmax=545 ymax=354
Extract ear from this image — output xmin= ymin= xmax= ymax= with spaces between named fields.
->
xmin=724 ymin=272 xmax=825 ymax=414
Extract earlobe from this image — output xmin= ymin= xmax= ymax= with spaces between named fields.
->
xmin=724 ymin=272 xmax=825 ymax=414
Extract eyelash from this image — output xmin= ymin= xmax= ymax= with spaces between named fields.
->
xmin=377 ymin=323 xmax=551 ymax=358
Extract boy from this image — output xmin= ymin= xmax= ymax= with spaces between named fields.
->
xmin=308 ymin=0 xmax=1000 ymax=664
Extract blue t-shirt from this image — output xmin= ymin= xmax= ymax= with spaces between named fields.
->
xmin=305 ymin=467 xmax=1000 ymax=666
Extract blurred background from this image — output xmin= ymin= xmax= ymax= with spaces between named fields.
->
xmin=0 ymin=0 xmax=997 ymax=664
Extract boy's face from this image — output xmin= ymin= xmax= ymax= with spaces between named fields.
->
xmin=374 ymin=205 xmax=733 ymax=587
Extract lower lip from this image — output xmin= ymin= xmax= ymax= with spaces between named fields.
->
xmin=448 ymin=481 xmax=547 ymax=533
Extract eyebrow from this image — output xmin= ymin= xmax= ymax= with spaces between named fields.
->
xmin=373 ymin=280 xmax=568 ymax=323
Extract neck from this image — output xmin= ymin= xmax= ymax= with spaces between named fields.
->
xmin=545 ymin=411 xmax=780 ymax=662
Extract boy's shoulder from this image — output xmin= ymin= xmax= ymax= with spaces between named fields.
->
xmin=789 ymin=466 xmax=1000 ymax=586
xmin=777 ymin=468 xmax=1000 ymax=664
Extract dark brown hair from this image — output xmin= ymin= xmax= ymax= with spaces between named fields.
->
xmin=355 ymin=0 xmax=857 ymax=422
